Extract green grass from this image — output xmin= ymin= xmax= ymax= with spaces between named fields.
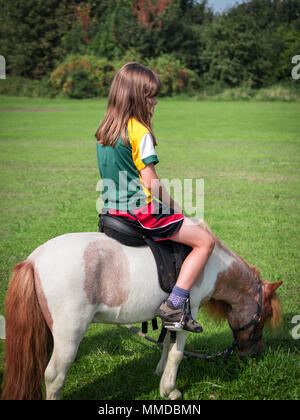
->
xmin=0 ymin=95 xmax=299 ymax=400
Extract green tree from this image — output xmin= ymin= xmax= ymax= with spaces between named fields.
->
xmin=88 ymin=0 xmax=138 ymax=59
xmin=0 ymin=0 xmax=82 ymax=78
xmin=272 ymin=20 xmax=300 ymax=81
xmin=199 ymin=0 xmax=279 ymax=88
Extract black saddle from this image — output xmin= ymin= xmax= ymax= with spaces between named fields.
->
xmin=98 ymin=212 xmax=191 ymax=294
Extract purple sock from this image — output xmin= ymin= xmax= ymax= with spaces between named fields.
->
xmin=168 ymin=285 xmax=190 ymax=308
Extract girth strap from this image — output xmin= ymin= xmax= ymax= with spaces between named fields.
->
xmin=157 ymin=327 xmax=176 ymax=344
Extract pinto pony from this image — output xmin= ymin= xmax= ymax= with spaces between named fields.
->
xmin=1 ymin=221 xmax=282 ymax=400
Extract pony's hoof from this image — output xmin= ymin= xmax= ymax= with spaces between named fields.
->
xmin=169 ymin=389 xmax=182 ymax=400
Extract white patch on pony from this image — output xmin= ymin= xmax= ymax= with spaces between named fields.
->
xmin=28 ymin=232 xmax=166 ymax=331
xmin=28 ymin=233 xmax=108 ymax=336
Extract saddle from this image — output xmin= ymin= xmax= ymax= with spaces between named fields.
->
xmin=98 ymin=212 xmax=192 ymax=342
xmin=98 ymin=212 xmax=192 ymax=294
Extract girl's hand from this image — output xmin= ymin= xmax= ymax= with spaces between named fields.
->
xmin=140 ymin=164 xmax=182 ymax=213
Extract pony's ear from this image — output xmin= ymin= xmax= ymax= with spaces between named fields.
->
xmin=263 ymin=280 xmax=283 ymax=298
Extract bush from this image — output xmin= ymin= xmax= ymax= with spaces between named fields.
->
xmin=49 ymin=55 xmax=115 ymax=98
xmin=0 ymin=76 xmax=56 ymax=97
xmin=49 ymin=53 xmax=201 ymax=98
xmin=253 ymin=84 xmax=300 ymax=101
xmin=146 ymin=55 xmax=201 ymax=97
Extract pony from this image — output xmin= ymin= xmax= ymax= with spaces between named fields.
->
xmin=1 ymin=220 xmax=282 ymax=400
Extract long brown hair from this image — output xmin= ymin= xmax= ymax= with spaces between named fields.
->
xmin=95 ymin=62 xmax=160 ymax=147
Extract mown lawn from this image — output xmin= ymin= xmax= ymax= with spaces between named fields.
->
xmin=0 ymin=95 xmax=299 ymax=400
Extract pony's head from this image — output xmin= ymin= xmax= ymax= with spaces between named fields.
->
xmin=235 ymin=279 xmax=283 ymax=358
xmin=203 ymin=276 xmax=283 ymax=358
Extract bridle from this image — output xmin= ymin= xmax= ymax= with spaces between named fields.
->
xmin=228 ymin=283 xmax=263 ymax=352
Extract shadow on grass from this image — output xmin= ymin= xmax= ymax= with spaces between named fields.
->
xmin=62 ymin=324 xmax=161 ymax=400
xmin=263 ymin=312 xmax=300 ymax=352
xmin=1 ymin=312 xmax=296 ymax=400
xmin=0 ymin=313 xmax=300 ymax=400
xmin=61 ymin=315 xmax=298 ymax=400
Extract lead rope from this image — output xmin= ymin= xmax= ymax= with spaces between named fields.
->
xmin=124 ymin=323 xmax=236 ymax=361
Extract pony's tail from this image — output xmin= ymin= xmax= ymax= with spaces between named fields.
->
xmin=1 ymin=261 xmax=52 ymax=400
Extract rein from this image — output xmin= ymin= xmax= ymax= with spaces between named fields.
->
xmin=125 ymin=283 xmax=263 ymax=361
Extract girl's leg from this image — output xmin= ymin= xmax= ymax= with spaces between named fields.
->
xmin=169 ymin=217 xmax=215 ymax=290
xmin=155 ymin=218 xmax=215 ymax=332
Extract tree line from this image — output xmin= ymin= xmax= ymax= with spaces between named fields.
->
xmin=0 ymin=0 xmax=299 ymax=96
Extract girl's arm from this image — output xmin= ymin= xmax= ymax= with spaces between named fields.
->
xmin=139 ymin=163 xmax=182 ymax=213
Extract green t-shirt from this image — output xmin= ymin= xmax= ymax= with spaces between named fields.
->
xmin=97 ymin=118 xmax=159 ymax=211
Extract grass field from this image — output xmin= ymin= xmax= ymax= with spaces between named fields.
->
xmin=0 ymin=95 xmax=299 ymax=400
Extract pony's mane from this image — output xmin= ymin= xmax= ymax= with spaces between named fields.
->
xmin=266 ymin=291 xmax=282 ymax=329
xmin=203 ymin=292 xmax=282 ymax=329
xmin=202 ymin=298 xmax=230 ymax=322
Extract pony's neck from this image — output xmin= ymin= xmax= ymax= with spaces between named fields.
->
xmin=212 ymin=238 xmax=261 ymax=327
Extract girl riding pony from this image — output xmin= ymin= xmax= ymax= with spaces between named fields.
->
xmin=95 ymin=62 xmax=215 ymax=332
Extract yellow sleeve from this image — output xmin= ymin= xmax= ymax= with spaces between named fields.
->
xmin=127 ymin=118 xmax=159 ymax=172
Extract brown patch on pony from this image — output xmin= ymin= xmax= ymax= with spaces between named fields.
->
xmin=214 ymin=261 xmax=260 ymax=303
xmin=249 ymin=265 xmax=261 ymax=283
xmin=83 ymin=239 xmax=130 ymax=307
xmin=203 ymin=260 xmax=261 ymax=326
xmin=2 ymin=260 xmax=53 ymax=400
xmin=34 ymin=265 xmax=53 ymax=331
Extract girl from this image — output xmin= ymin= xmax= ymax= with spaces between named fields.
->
xmin=95 ymin=62 xmax=215 ymax=332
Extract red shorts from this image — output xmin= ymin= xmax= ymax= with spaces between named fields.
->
xmin=108 ymin=199 xmax=184 ymax=241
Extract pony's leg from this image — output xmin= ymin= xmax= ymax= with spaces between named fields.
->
xmin=45 ymin=326 xmax=88 ymax=400
xmin=159 ymin=330 xmax=188 ymax=400
xmin=155 ymin=332 xmax=171 ymax=376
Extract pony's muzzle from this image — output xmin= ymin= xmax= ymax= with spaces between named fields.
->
xmin=238 ymin=340 xmax=264 ymax=359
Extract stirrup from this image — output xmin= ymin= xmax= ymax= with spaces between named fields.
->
xmin=162 ymin=320 xmax=184 ymax=331
xmin=161 ymin=299 xmax=192 ymax=331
